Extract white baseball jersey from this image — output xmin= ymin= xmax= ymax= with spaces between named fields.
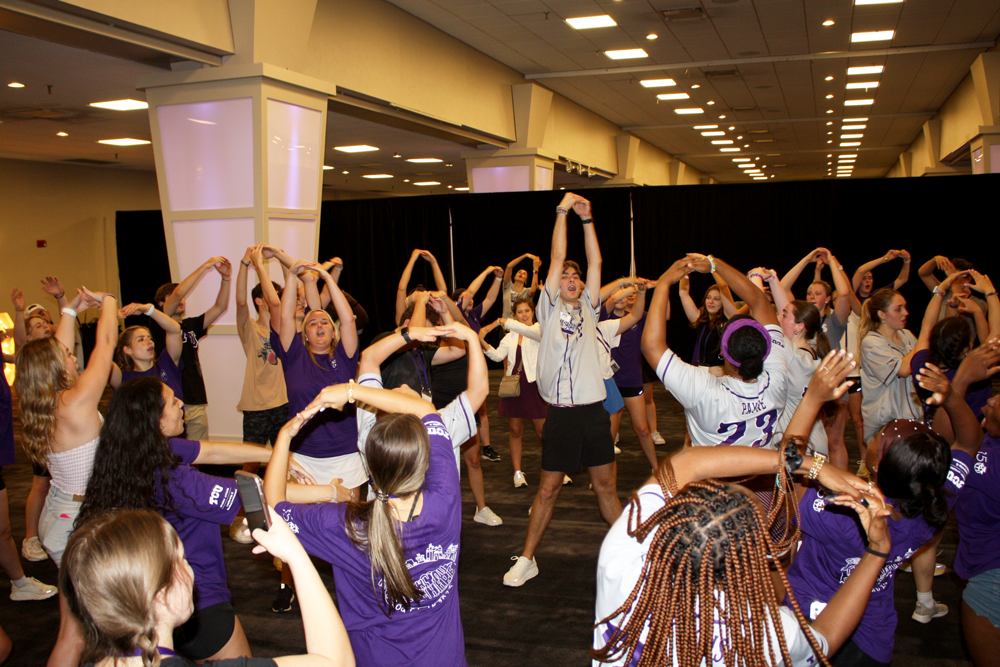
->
xmin=655 ymin=324 xmax=788 ymax=448
xmin=773 ymin=338 xmax=828 ymax=456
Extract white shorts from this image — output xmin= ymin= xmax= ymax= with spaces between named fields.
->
xmin=39 ymin=486 xmax=81 ymax=568
xmin=293 ymin=451 xmax=368 ymax=489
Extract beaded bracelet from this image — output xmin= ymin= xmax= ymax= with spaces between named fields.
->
xmin=707 ymin=255 xmax=717 ymax=274
xmin=807 ymin=454 xmax=826 ymax=480
xmin=347 ymin=378 xmax=355 ymax=404
xmin=580 ymin=217 xmax=594 ymax=224
xmin=556 ymin=207 xmax=569 ymax=215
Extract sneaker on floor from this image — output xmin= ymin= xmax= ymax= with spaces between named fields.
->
xmin=10 ymin=576 xmax=57 ymax=601
xmin=503 ymin=556 xmax=538 ymax=587
xmin=613 ymin=433 xmax=620 ymax=445
xmin=480 ymin=445 xmax=501 ymax=462
xmin=651 ymin=431 xmax=666 ymax=446
xmin=912 ymin=601 xmax=948 ymax=623
xmin=562 ymin=474 xmax=573 ymax=486
xmin=899 ymin=561 xmax=948 ymax=576
xmin=229 ymin=517 xmax=254 ymax=544
xmin=272 ymin=584 xmax=295 ymax=613
xmin=474 ymin=506 xmax=503 ymax=526
xmin=614 ymin=445 xmax=622 ymax=455
xmin=513 ymin=471 xmax=527 ymax=488
xmin=21 ymin=536 xmax=47 ymax=562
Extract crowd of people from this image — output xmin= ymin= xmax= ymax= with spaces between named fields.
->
xmin=1 ymin=191 xmax=999 ymax=667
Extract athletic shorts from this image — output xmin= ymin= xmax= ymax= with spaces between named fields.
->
xmin=964 ymin=568 xmax=1000 ymax=629
xmin=173 ymin=601 xmax=236 ymax=661
xmin=641 ymin=355 xmax=657 ymax=385
xmin=542 ymin=402 xmax=615 ymax=472
xmin=293 ymin=450 xmax=368 ymax=489
xmin=243 ymin=404 xmax=288 ymax=446
xmin=617 ymin=385 xmax=643 ymax=399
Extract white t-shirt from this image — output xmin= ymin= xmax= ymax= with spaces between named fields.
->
xmin=656 ymin=324 xmax=788 ymax=448
xmin=594 ymin=483 xmax=828 ymax=667
xmin=773 ymin=339 xmax=828 ymax=456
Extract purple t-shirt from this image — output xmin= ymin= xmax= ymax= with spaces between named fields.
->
xmin=122 ymin=349 xmax=184 ymax=403
xmin=0 ymin=375 xmax=15 ymax=467
xmin=955 ymin=437 xmax=1000 ymax=579
xmin=162 ymin=438 xmax=241 ymax=611
xmin=465 ymin=303 xmax=485 ymax=335
xmin=275 ymin=414 xmax=466 ymax=667
xmin=271 ymin=329 xmax=358 ymax=459
xmin=786 ymin=450 xmax=971 ymax=663
xmin=609 ymin=312 xmax=647 ymax=389
xmin=911 ymin=349 xmax=992 ymax=422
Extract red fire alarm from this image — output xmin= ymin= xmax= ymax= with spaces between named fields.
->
xmin=36 ymin=240 xmax=46 ymax=248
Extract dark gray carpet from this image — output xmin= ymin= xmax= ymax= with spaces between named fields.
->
xmin=0 ymin=373 xmax=974 ymax=666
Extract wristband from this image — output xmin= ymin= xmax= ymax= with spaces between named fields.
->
xmin=865 ymin=545 xmax=889 ymax=559
xmin=933 ymin=285 xmax=946 ymax=298
xmin=400 ymin=327 xmax=411 ymax=343
xmin=533 ymin=270 xmax=538 ymax=273
xmin=807 ymin=454 xmax=826 ymax=480
xmin=14 ymin=309 xmax=22 ymax=313
xmin=580 ymin=218 xmax=594 ymax=224
xmin=987 ymin=291 xmax=998 ymax=298
xmin=495 ymin=276 xmax=502 ymax=282
xmin=144 ymin=304 xmax=155 ymax=317
xmin=556 ymin=207 xmax=569 ymax=215
xmin=347 ymin=378 xmax=355 ymax=405
xmin=222 ymin=277 xmax=231 ymax=282
xmin=54 ymin=291 xmax=65 ymax=299
xmin=903 ymin=258 xmax=911 ymax=263
xmin=241 ymin=260 xmax=251 ymax=267
xmin=707 ymin=255 xmax=717 ymax=274
xmin=60 ymin=307 xmax=77 ymax=319
xmin=837 ymin=264 xmax=844 ymax=272
xmin=332 ymin=486 xmax=338 ymax=503
xmin=783 ymin=438 xmax=805 ymax=476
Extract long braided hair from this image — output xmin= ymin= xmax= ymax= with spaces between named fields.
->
xmin=593 ymin=437 xmax=828 ymax=667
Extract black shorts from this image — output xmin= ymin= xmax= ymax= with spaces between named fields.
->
xmin=848 ymin=381 xmax=862 ymax=395
xmin=0 ymin=466 xmax=5 ymax=492
xmin=542 ymin=403 xmax=615 ymax=472
xmin=31 ymin=462 xmax=50 ymax=478
xmin=617 ymin=385 xmax=643 ymax=398
xmin=173 ymin=601 xmax=236 ymax=660
xmin=242 ymin=404 xmax=288 ymax=446
xmin=641 ymin=355 xmax=657 ymax=385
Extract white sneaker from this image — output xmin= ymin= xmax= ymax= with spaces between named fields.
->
xmin=11 ymin=577 xmax=57 ymax=601
xmin=614 ymin=445 xmax=622 ymax=455
xmin=899 ymin=561 xmax=948 ymax=576
xmin=513 ymin=471 xmax=527 ymax=488
xmin=912 ymin=601 xmax=948 ymax=623
xmin=562 ymin=474 xmax=573 ymax=486
xmin=503 ymin=556 xmax=538 ymax=587
xmin=21 ymin=536 xmax=48 ymax=562
xmin=474 ymin=506 xmax=503 ymax=526
xmin=229 ymin=517 xmax=254 ymax=544
xmin=614 ymin=433 xmax=620 ymax=445
xmin=651 ymin=431 xmax=666 ymax=446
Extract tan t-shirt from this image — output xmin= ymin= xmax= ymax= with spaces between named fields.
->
xmin=237 ymin=318 xmax=288 ymax=412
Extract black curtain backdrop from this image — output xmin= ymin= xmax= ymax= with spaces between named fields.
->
xmin=117 ymin=174 xmax=999 ymax=361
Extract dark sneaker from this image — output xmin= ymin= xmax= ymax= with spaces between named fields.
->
xmin=272 ymin=584 xmax=295 ymax=613
xmin=480 ymin=445 xmax=501 ymax=462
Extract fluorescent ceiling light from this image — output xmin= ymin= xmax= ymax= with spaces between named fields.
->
xmin=845 ymin=99 xmax=874 ymax=106
xmin=855 ymin=0 xmax=903 ymax=4
xmin=846 ymin=81 xmax=879 ymax=89
xmin=842 ymin=124 xmax=867 ymax=130
xmin=840 ymin=142 xmax=861 ymax=146
xmin=455 ymin=187 xmax=469 ymax=191
xmin=746 ymin=170 xmax=762 ymax=173
xmin=738 ymin=164 xmax=756 ymax=168
xmin=732 ymin=158 xmax=751 ymax=162
xmin=640 ymin=78 xmax=676 ymax=88
xmin=753 ymin=176 xmax=768 ymax=180
xmin=720 ymin=148 xmax=741 ymax=152
xmin=838 ymin=159 xmax=856 ymax=163
xmin=605 ymin=49 xmax=647 ymax=60
xmin=841 ymin=134 xmax=864 ymax=139
xmin=566 ymin=15 xmax=617 ymax=29
xmin=362 ymin=174 xmax=393 ymax=179
xmin=701 ymin=131 xmax=726 ymax=136
xmin=836 ymin=173 xmax=851 ymax=176
xmin=7 ymin=82 xmax=24 ymax=88
xmin=675 ymin=108 xmax=704 ymax=114
xmin=322 ymin=165 xmax=333 ymax=170
xmin=90 ymin=99 xmax=148 ymax=111
xmin=840 ymin=154 xmax=858 ymax=158
xmin=406 ymin=158 xmax=442 ymax=163
xmin=335 ymin=145 xmax=379 ymax=153
xmin=97 ymin=138 xmax=150 ymax=146
xmin=413 ymin=181 xmax=440 ymax=186
xmin=711 ymin=140 xmax=734 ymax=144
xmin=657 ymin=93 xmax=690 ymax=100
xmin=851 ymin=30 xmax=894 ymax=43
xmin=848 ymin=66 xmax=884 ymax=76
xmin=694 ymin=124 xmax=718 ymax=129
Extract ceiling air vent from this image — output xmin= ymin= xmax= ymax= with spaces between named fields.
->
xmin=732 ymin=106 xmax=756 ymax=112
xmin=662 ymin=8 xmax=705 ymax=21
xmin=61 ymin=158 xmax=116 ymax=165
xmin=704 ymin=70 xmax=739 ymax=79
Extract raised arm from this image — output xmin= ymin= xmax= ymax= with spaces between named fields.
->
xmin=439 ymin=322 xmax=489 ymax=411
xmin=163 ymin=257 xmax=225 ymax=316
xmin=780 ymin=248 xmax=824 ymax=298
xmin=692 ymin=255 xmax=778 ymax=326
xmin=420 ymin=250 xmax=449 ymax=294
xmin=762 ymin=269 xmax=790 ymax=314
xmin=546 ymin=196 xmax=574 ymax=294
xmin=479 ymin=267 xmax=504 ymax=315
xmin=202 ymin=259 xmax=232 ymax=327
xmin=250 ymin=245 xmax=282 ymax=325
xmin=677 ymin=276 xmax=701 ymax=324
xmin=504 ymin=253 xmax=531 ymax=285
xmin=893 ymin=250 xmax=911 ymax=289
xmin=611 ymin=287 xmax=646 ymax=336
xmin=62 ymin=290 xmax=118 ymax=409
xmin=852 ymin=251 xmax=893 ymax=291
xmin=914 ymin=271 xmax=967 ymax=352
xmin=260 ymin=245 xmax=295 ymax=271
xmin=10 ymin=289 xmax=26 ymax=348
xmin=316 ymin=265 xmax=358 ymax=358
xmin=968 ymin=270 xmax=1000 ymax=341
xmin=641 ymin=259 xmax=694 ymax=368
xmin=919 ymin=350 xmax=996 ymax=458
xmin=278 ymin=272 xmax=301 ymax=351
xmin=55 ymin=289 xmax=87 ymax=352
xmin=604 ymin=285 xmax=637 ymax=314
xmin=40 ymin=276 xmax=69 ymax=312
xmin=236 ymin=247 xmax=254 ymax=329
xmin=396 ymin=249 xmax=422 ymax=325
xmin=825 ymin=251 xmax=853 ymax=325
xmin=358 ymin=327 xmax=447 ymax=376
xmin=528 ymin=254 xmax=541 ymax=296
xmin=461 ymin=266 xmax=496 ymax=312
xmin=918 ymin=255 xmax=956 ymax=292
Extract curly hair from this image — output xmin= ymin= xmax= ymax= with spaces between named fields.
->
xmin=593 ymin=436 xmax=826 ymax=667
xmin=76 ymin=378 xmax=181 ymax=530
xmin=877 ymin=429 xmax=952 ymax=529
xmin=14 ymin=337 xmax=73 ymax=466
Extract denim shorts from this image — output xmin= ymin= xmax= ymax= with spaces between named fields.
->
xmin=964 ymin=568 xmax=1000 ymax=628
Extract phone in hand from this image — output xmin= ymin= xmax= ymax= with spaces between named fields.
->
xmin=235 ymin=471 xmax=271 ymax=536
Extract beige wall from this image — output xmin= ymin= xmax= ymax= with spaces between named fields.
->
xmin=0 ymin=158 xmax=160 ymax=309
xmin=62 ymin=0 xmax=235 ymax=52
xmin=937 ymin=73 xmax=985 ymax=159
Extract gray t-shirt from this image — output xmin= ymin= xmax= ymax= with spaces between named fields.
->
xmin=502 ymin=281 xmax=530 ymax=320
xmin=536 ymin=282 xmax=606 ymax=406
xmin=821 ymin=311 xmax=847 ymax=352
xmin=860 ymin=329 xmax=922 ymax=442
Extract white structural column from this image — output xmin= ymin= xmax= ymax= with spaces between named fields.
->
xmin=140 ymin=65 xmax=334 ymax=440
xmin=969 ymin=53 xmax=1000 ymax=175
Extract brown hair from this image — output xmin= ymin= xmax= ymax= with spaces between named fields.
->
xmin=593 ymin=437 xmax=826 ymax=667
xmin=562 ymin=260 xmax=582 ymax=276
xmin=511 ymin=297 xmax=536 ymax=324
xmin=115 ymin=326 xmax=149 ymax=372
xmin=344 ymin=413 xmax=431 ymax=615
xmin=693 ymin=284 xmax=726 ymax=330
xmin=859 ymin=288 xmax=900 ymax=341
xmin=61 ymin=510 xmax=180 ymax=667
xmin=14 ymin=337 xmax=73 ymax=466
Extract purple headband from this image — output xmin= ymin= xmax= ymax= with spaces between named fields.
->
xmin=720 ymin=318 xmax=772 ymax=368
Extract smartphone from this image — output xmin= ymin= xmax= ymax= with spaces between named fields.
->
xmin=235 ymin=471 xmax=271 ymax=536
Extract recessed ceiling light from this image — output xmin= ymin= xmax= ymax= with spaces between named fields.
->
xmin=407 ymin=158 xmax=442 ymax=163
xmin=848 ymin=66 xmax=884 ymax=76
xmin=97 ymin=138 xmax=150 ymax=146
xmin=827 ymin=140 xmax=833 ymax=143
xmin=855 ymin=0 xmax=903 ymax=5
xmin=322 ymin=165 xmax=333 ymax=170
xmin=701 ymin=131 xmax=726 ymax=136
xmin=711 ymin=140 xmax=734 ymax=144
xmin=56 ymin=132 xmax=68 ymax=137
xmin=675 ymin=108 xmax=704 ymax=114
xmin=707 ymin=101 xmax=715 ymax=105
xmin=647 ymin=33 xmax=658 ymax=40
xmin=363 ymin=174 xmax=393 ymax=179
xmin=845 ymin=99 xmax=874 ymax=106
xmin=90 ymin=99 xmax=148 ymax=111
xmin=392 ymin=153 xmax=402 ymax=158
xmin=657 ymin=93 xmax=690 ymax=100
xmin=719 ymin=115 xmax=727 ymax=119
xmin=826 ymin=94 xmax=834 ymax=99
xmin=827 ymin=132 xmax=833 ymax=135
xmin=737 ymin=136 xmax=744 ymax=139
xmin=825 ymin=76 xmax=834 ymax=81
xmin=7 ymin=82 xmax=24 ymax=88
xmin=826 ymin=110 xmax=834 ymax=114
xmin=720 ymin=148 xmax=741 ymax=152
xmin=447 ymin=185 xmax=453 ymax=189
xmin=414 ymin=181 xmax=440 ymax=186
xmin=605 ymin=49 xmax=648 ymax=60
xmin=828 ymin=162 xmax=833 ymax=165
xmin=455 ymin=187 xmax=469 ymax=191
xmin=847 ymin=81 xmax=879 ymax=89
xmin=827 ymin=121 xmax=833 ymax=125
xmin=744 ymin=144 xmax=749 ymax=147
xmin=851 ymin=30 xmax=894 ymax=43
xmin=827 ymin=154 xmax=833 ymax=157
xmin=566 ymin=15 xmax=617 ymax=29
xmin=843 ymin=118 xmax=868 ymax=123
xmin=822 ymin=20 xmax=835 ymax=26
xmin=342 ymin=170 xmax=349 ymax=174
xmin=691 ymin=84 xmax=701 ymax=89
xmin=640 ymin=79 xmax=676 ymax=88
xmin=694 ymin=124 xmax=718 ymax=129
xmin=840 ymin=142 xmax=861 ymax=146
xmin=335 ymin=145 xmax=379 ymax=153
xmin=403 ymin=179 xmax=410 ymax=182
xmin=729 ymin=126 xmax=735 ymax=130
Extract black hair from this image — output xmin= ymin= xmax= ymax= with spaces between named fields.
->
xmin=724 ymin=315 xmax=767 ymax=381
xmin=877 ymin=431 xmax=952 ymax=529
xmin=76 ymin=377 xmax=181 ymax=530
xmin=928 ymin=316 xmax=973 ymax=370
xmin=251 ymin=281 xmax=282 ymax=307
xmin=450 ymin=288 xmax=466 ymax=304
xmin=952 ymin=258 xmax=974 ymax=272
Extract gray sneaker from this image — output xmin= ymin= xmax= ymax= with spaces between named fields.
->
xmin=912 ymin=601 xmax=948 ymax=623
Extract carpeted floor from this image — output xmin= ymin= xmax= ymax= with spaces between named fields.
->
xmin=0 ymin=372 xmax=975 ymax=665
